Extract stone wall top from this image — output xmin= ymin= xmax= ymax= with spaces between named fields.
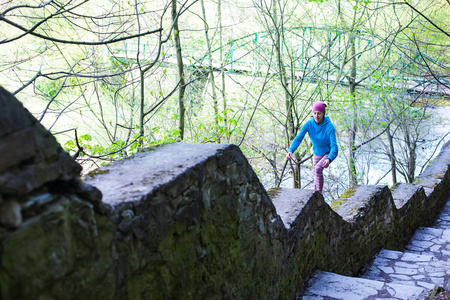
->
xmin=270 ymin=188 xmax=315 ymax=229
xmin=84 ymin=143 xmax=232 ymax=206
xmin=333 ymin=185 xmax=388 ymax=223
xmin=414 ymin=140 xmax=450 ymax=196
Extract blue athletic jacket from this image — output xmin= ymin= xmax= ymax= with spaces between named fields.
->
xmin=288 ymin=116 xmax=338 ymax=162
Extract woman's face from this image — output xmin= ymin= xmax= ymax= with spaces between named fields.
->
xmin=313 ymin=111 xmax=324 ymax=124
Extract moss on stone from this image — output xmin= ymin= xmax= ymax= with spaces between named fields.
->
xmin=267 ymin=187 xmax=281 ymax=199
xmin=331 ymin=186 xmax=357 ymax=210
xmin=413 ymin=177 xmax=424 ymax=185
xmin=435 ymin=171 xmax=446 ymax=179
xmin=390 ymin=182 xmax=401 ymax=192
xmin=86 ymin=168 xmax=110 ymax=177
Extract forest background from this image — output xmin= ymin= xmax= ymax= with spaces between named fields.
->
xmin=1 ymin=0 xmax=449 ymax=202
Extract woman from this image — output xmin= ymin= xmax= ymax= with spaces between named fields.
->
xmin=286 ymin=101 xmax=338 ymax=193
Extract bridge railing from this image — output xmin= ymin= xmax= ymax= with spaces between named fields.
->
xmin=107 ymin=27 xmax=449 ymax=96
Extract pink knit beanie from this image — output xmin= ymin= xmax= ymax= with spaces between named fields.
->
xmin=312 ymin=101 xmax=326 ymax=115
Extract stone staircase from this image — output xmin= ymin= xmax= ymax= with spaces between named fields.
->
xmin=300 ymin=197 xmax=450 ymax=299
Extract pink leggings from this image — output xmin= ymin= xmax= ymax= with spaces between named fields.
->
xmin=313 ymin=154 xmax=329 ymax=193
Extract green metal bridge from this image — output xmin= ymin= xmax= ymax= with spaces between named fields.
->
xmin=108 ymin=26 xmax=450 ymax=97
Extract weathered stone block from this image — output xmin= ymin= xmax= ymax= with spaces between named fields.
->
xmin=0 ymin=128 xmax=36 ymax=172
xmin=0 ymin=196 xmax=114 ymax=299
xmin=0 ymin=86 xmax=34 ymax=137
xmin=0 ymin=200 xmax=21 ymax=227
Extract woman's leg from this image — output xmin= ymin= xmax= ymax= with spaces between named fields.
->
xmin=313 ymin=154 xmax=329 ymax=193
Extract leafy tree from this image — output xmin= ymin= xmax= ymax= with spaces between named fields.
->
xmin=0 ymin=0 xmax=193 ymax=170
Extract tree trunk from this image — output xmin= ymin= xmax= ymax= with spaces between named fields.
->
xmin=172 ymin=0 xmax=186 ymax=140
xmin=218 ymin=0 xmax=227 ymax=140
xmin=293 ymin=153 xmax=301 ymax=188
xmin=405 ymin=131 xmax=416 ymax=183
xmin=386 ymin=124 xmax=397 ymax=185
xmin=270 ymin=1 xmax=298 ymax=187
xmin=200 ymin=0 xmax=220 ymax=142
xmin=348 ymin=33 xmax=358 ymax=186
xmin=139 ymin=69 xmax=145 ymax=139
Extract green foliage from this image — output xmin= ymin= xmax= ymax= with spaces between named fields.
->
xmin=216 ymin=109 xmax=245 ymax=139
xmin=189 ymin=109 xmax=244 ymax=143
xmin=36 ymin=79 xmax=62 ymax=98
xmin=63 ymin=128 xmax=181 ymax=162
xmin=352 ymin=0 xmax=371 ymax=10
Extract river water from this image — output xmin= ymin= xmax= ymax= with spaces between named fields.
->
xmin=359 ymin=105 xmax=450 ymax=186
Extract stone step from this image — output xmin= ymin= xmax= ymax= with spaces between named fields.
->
xmin=361 ymin=249 xmax=450 ymax=290
xmin=301 ymin=198 xmax=450 ymax=299
xmin=433 ymin=201 xmax=450 ymax=230
xmin=405 ymin=227 xmax=450 ymax=261
xmin=302 ymin=270 xmax=426 ymax=299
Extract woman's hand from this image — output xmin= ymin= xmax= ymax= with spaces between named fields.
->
xmin=286 ymin=152 xmax=292 ymax=160
xmin=322 ymin=159 xmax=331 ymax=168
